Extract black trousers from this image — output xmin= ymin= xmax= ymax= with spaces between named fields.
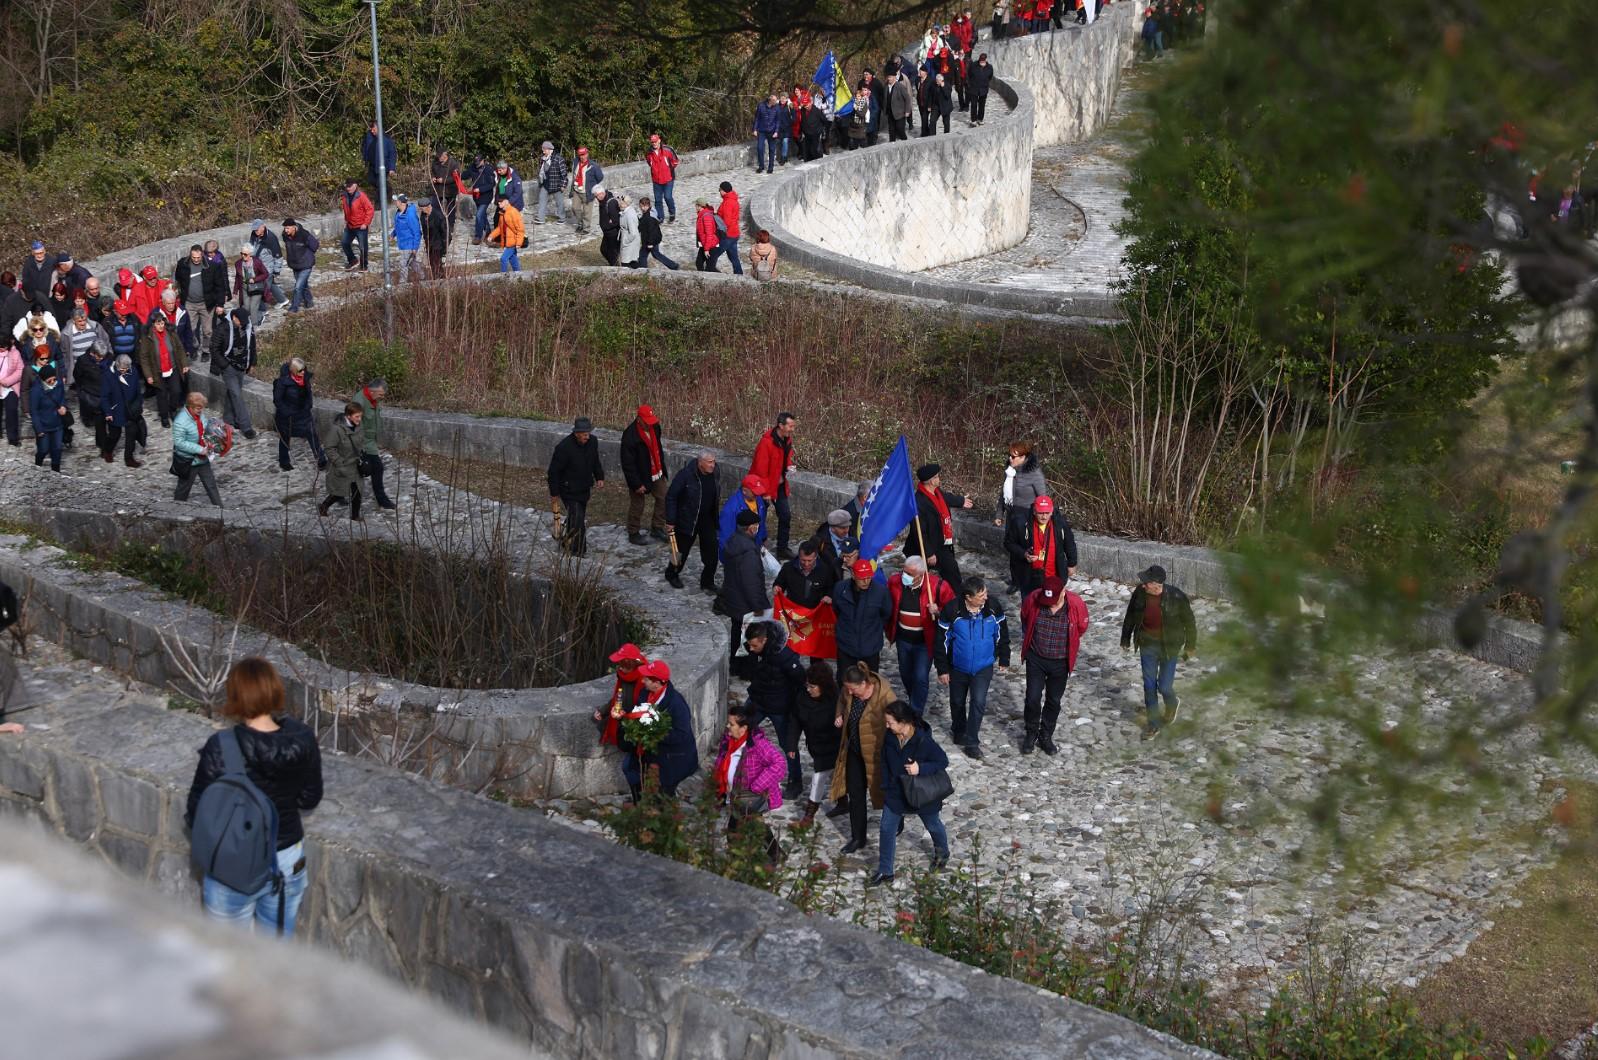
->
xmin=920 ymin=108 xmax=935 ymax=136
xmin=323 ymin=483 xmax=362 ymax=520
xmin=971 ymin=94 xmax=988 ymax=122
xmin=1024 ymin=654 xmax=1071 ymax=740
xmin=600 ymin=232 xmax=620 ymax=266
xmin=846 ymin=743 xmax=869 ymax=844
xmin=559 ymin=495 xmax=589 ymax=556
xmin=888 ymin=118 xmax=908 ymax=141
xmin=152 ymin=374 xmax=185 ymax=427
xmin=929 ymin=546 xmax=963 ymax=596
xmin=666 ymin=519 xmax=719 ymax=587
xmin=836 ymin=650 xmax=882 ymax=678
xmin=359 ymin=452 xmax=392 ymax=506
xmin=3 ymin=391 xmax=18 ymax=445
xmin=107 ymin=414 xmax=145 ymax=459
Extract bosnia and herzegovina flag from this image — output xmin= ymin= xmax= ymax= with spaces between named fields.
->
xmin=814 ymin=50 xmax=854 ymax=117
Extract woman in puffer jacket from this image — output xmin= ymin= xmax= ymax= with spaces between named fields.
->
xmin=712 ymin=701 xmax=788 ymax=864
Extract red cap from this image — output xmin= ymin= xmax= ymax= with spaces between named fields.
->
xmin=577 ymin=146 xmax=589 ymax=156
xmin=639 ymin=660 xmax=671 ymax=682
xmin=608 ymin=643 xmax=646 ymax=665
xmin=1041 ymin=575 xmax=1066 ymax=602
xmin=741 ymin=473 xmax=765 ymax=495
xmin=636 ymin=404 xmax=658 ymax=425
xmin=852 ymin=558 xmax=876 ymax=579
xmin=649 ymin=134 xmax=661 ymax=143
xmin=141 ymin=265 xmax=159 ymax=279
xmin=1034 ymin=496 xmax=1054 ymax=514
xmin=118 ymin=267 xmax=133 ymax=285
xmin=113 ymin=299 xmax=131 ymax=315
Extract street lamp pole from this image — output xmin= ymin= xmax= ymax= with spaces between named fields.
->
xmin=366 ymin=0 xmax=394 ymax=342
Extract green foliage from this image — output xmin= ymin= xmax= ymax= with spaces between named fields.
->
xmin=335 ymin=339 xmax=411 ymax=398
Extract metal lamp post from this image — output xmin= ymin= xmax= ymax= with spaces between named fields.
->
xmin=367 ymin=0 xmax=395 ymax=341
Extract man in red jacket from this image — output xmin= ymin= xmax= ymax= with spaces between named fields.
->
xmin=340 ymin=178 xmax=375 ymax=271
xmin=707 ymin=181 xmax=744 ymax=276
xmin=750 ymin=411 xmax=797 ymax=558
xmin=644 ymin=133 xmax=680 ymax=223
xmin=886 ymin=555 xmax=956 ymax=717
xmin=694 ymin=199 xmax=720 ymax=272
xmin=1018 ymin=575 xmax=1089 ymax=755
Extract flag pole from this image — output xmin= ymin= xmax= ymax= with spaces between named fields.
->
xmin=911 ymin=492 xmax=934 ymax=616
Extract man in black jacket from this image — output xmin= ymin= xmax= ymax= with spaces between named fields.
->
xmin=212 ymin=308 xmax=258 ymax=439
xmin=419 ymin=200 xmax=449 ymax=280
xmin=174 ymin=244 xmax=229 ymax=353
xmin=595 ymin=188 xmax=621 ymax=266
xmin=1119 ymin=565 xmax=1198 ymax=740
xmin=905 ymin=463 xmax=973 ymax=596
xmin=722 ymin=509 xmax=768 ymax=660
xmin=664 ymin=450 xmax=721 ymax=591
xmin=619 ymin=404 xmax=669 ymax=546
xmin=1003 ymin=495 xmax=1078 ymax=594
xmin=548 ymin=416 xmax=605 ymax=557
xmin=774 ymin=540 xmax=832 ymax=610
xmin=968 ymin=53 xmax=994 ymax=125
xmin=736 ymin=620 xmax=809 ymax=798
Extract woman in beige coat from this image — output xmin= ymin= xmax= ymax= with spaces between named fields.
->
xmin=829 ymin=662 xmax=894 ymax=855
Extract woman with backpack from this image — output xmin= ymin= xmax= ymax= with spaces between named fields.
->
xmin=185 ymin=658 xmax=323 ymax=935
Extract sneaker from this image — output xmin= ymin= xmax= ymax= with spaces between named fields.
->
xmin=1141 ymin=725 xmax=1162 ymax=742
xmin=1163 ymin=697 xmax=1181 ymax=726
xmin=962 ymin=744 xmax=984 ymax=760
xmin=866 ymin=871 xmax=895 ymax=889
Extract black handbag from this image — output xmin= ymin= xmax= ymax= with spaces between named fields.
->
xmin=169 ymin=453 xmax=192 ymax=477
xmin=899 ymin=769 xmax=954 ymax=810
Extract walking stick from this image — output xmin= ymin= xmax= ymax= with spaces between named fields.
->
xmin=667 ymin=526 xmax=681 ymax=568
xmin=550 ymin=498 xmax=565 ymax=543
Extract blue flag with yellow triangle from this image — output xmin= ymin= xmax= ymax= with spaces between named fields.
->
xmin=814 ymin=50 xmax=854 ymax=117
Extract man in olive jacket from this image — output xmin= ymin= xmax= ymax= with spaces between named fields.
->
xmin=351 ymin=378 xmax=396 ymax=510
xmin=1119 ymin=564 xmax=1197 ymax=739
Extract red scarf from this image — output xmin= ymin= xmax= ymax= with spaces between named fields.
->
xmin=363 ymin=385 xmax=379 ymax=408
xmin=599 ymin=672 xmax=643 ymax=745
xmin=1030 ymin=518 xmax=1057 ymax=576
xmin=918 ymin=484 xmax=953 ymax=544
xmin=715 ymin=730 xmax=749 ymax=798
xmin=291 ymin=372 xmax=305 ymax=387
xmin=642 ymin=422 xmax=663 ymax=478
xmin=156 ymin=331 xmax=172 ymax=373
xmin=189 ymin=408 xmax=206 ymax=450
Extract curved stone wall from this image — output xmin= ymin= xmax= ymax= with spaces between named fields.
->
xmin=985 ymin=6 xmax=1142 ymax=148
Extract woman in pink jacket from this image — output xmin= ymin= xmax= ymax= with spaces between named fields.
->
xmin=713 ymin=703 xmax=788 ymax=864
xmin=0 ymin=341 xmax=23 ymax=446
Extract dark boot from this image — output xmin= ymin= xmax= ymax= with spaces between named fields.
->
xmin=1021 ymin=732 xmax=1036 ymax=755
xmin=318 ymin=497 xmax=335 ymax=518
xmin=796 ymin=800 xmax=819 ymax=828
xmin=825 ymin=797 xmax=850 ymax=819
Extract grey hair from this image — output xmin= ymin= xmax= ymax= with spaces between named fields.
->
xmin=901 ymin=555 xmax=926 ymax=574
xmin=856 ymin=481 xmax=872 ymax=498
xmin=698 ymin=449 xmax=717 ymax=462
xmin=289 ymin=356 xmax=306 ymax=373
xmin=114 ymin=354 xmax=133 ymax=372
xmin=367 ymin=377 xmax=386 ymax=390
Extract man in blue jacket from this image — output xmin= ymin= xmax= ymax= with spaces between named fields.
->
xmin=618 ymin=660 xmax=700 ymax=801
xmin=391 ymin=195 xmax=424 ymax=283
xmin=753 ymin=93 xmax=783 ymax=174
xmin=935 ymin=576 xmax=1010 ymax=759
xmin=832 ymin=558 xmax=893 ymax=675
xmin=362 ymin=121 xmax=397 ymax=193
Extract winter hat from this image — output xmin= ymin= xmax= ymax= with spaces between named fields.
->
xmin=392 ymin=193 xmax=408 ymax=203
xmin=826 ymin=509 xmax=851 ymax=528
xmin=573 ymin=416 xmax=594 ymax=432
xmin=851 ymin=558 xmax=876 ymax=579
xmin=1041 ymin=576 xmax=1066 ymax=603
xmin=916 ymin=463 xmax=940 ymax=483
xmin=636 ymin=404 xmax=658 ymax=425
xmin=608 ymin=643 xmax=646 ymax=665
xmin=30 ymin=240 xmax=43 ymax=251
xmin=1033 ymin=496 xmax=1054 ymax=514
xmin=541 ymin=140 xmax=554 ymax=150
xmin=839 ymin=537 xmax=860 ymax=554
xmin=57 ymin=251 xmax=72 ymax=263
xmin=736 ymin=509 xmax=760 ymax=528
xmin=1138 ymin=565 xmax=1167 ymax=585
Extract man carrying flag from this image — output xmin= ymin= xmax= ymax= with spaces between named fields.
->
xmin=774 ymin=540 xmax=838 ymax=659
xmin=906 ymin=463 xmax=973 ymax=596
xmin=813 ymin=51 xmax=854 ymax=153
xmin=856 ymin=436 xmax=919 ymax=570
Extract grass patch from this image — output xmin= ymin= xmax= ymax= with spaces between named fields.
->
xmin=1407 ymin=778 xmax=1598 ymax=1052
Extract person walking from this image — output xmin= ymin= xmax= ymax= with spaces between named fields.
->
xmin=663 ymin=450 xmax=721 ymax=591
xmin=753 ymin=93 xmax=783 ymax=173
xmin=391 ymin=194 xmax=424 ymax=283
xmin=712 ymin=702 xmax=787 ymax=864
xmin=644 ymin=133 xmax=679 ymax=222
xmin=210 ymin=308 xmax=258 ymax=440
xmin=548 ymin=416 xmax=605 ymax=556
xmin=340 ymin=179 xmax=374 ymax=272
xmin=968 ymin=52 xmax=994 ymax=125
xmin=234 ymin=245 xmax=269 ymax=326
xmin=885 ymin=554 xmax=956 ymax=717
xmin=908 ymin=463 xmax=974 ymax=595
xmin=750 ymin=411 xmax=797 ymax=557
xmin=619 ymin=403 xmax=669 ymax=545
xmin=467 ymin=155 xmax=497 ymax=245
xmin=0 ymin=339 xmax=22 ymax=448
xmin=136 ymin=313 xmax=188 ymax=429
xmin=830 ymin=662 xmax=892 ymax=856
xmin=717 ymin=473 xmax=769 ymax=557
xmin=1019 ymin=575 xmax=1089 ymax=755
xmin=489 ymin=197 xmax=525 ymax=273
xmin=249 ymin=220 xmax=289 ymax=314
xmin=534 ymin=141 xmax=568 ymax=225
xmin=71 ymin=334 xmax=113 ymax=461
xmin=721 ymin=509 xmax=769 ymax=660
xmin=997 ymin=441 xmax=1049 ymax=592
xmin=1003 ymin=495 xmax=1078 ymax=595
xmin=271 ymin=357 xmax=326 ymax=472
xmin=793 ymin=660 xmax=842 ymax=826
xmin=184 ymin=658 xmax=322 ymax=936
xmin=100 ymin=354 xmax=145 ymax=467
xmin=491 ymin=159 xmax=524 ymax=213
xmin=887 ymin=70 xmax=914 ymax=141
xmin=592 ymin=643 xmax=648 ymax=750
xmin=351 ymin=378 xmax=396 ymax=510
xmin=634 ymin=200 xmax=679 ymax=270
xmin=419 ymin=199 xmax=448 ymax=279
xmin=594 ymin=187 xmax=620 ymax=265
xmin=617 ymin=193 xmax=642 ymax=267
xmin=832 ymin=558 xmax=894 ymax=675
xmin=27 ymin=365 xmax=66 ymax=472
xmin=172 ymin=392 xmax=222 ymax=506
xmin=619 ymin=660 xmax=699 ymax=798
xmin=361 ymin=120 xmax=397 ymax=193
xmin=1119 ymin=565 xmax=1197 ymax=739
xmin=774 ymin=539 xmax=832 ymax=615
xmin=869 ymin=698 xmax=952 ymax=886
xmin=567 ymin=148 xmax=603 ymax=234
xmin=318 ymin=402 xmax=365 ymax=521
xmin=280 ymin=219 xmax=320 ymax=312
xmin=708 ymin=182 xmax=744 ymax=275
xmin=174 ymin=243 xmax=228 ymax=350
xmin=429 ymin=147 xmax=461 ymax=234
xmin=931 ymin=73 xmax=954 ymax=134
xmin=934 ymin=576 xmax=1010 ymax=759
xmin=694 ymin=199 xmax=720 ymax=272
xmin=735 ymin=620 xmax=807 ymax=799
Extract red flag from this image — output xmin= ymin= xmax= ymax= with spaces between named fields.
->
xmin=773 ymin=588 xmax=837 ymax=659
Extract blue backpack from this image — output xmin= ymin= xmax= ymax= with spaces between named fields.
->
xmin=189 ymin=728 xmax=285 ymax=930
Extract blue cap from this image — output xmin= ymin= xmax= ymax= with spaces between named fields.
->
xmin=840 ymin=537 xmax=860 ymax=553
xmin=30 ymin=240 xmax=44 ymax=251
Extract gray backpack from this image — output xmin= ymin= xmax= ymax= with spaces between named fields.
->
xmin=189 ymin=728 xmax=285 ymax=930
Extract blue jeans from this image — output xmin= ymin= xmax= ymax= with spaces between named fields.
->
xmin=475 ymin=202 xmax=492 ymax=240
xmin=202 ymin=842 xmax=308 ymax=936
xmin=709 ymin=236 xmax=743 ymax=275
xmin=636 ymin=245 xmax=680 ymax=270
xmin=878 ymin=804 xmax=948 ymax=877
xmin=500 ymin=247 xmax=520 ymax=272
xmin=1140 ymin=647 xmax=1179 ymax=727
xmin=652 ymin=180 xmax=676 ymax=220
xmin=290 ymin=268 xmax=313 ymax=311
xmin=779 ymin=136 xmax=790 ymax=162
xmin=756 ymin=135 xmax=779 ymax=171
xmin=34 ymin=427 xmax=61 ymax=471
xmin=341 ymin=226 xmax=368 ymax=268
xmin=897 ymin=639 xmax=932 ymax=715
xmin=948 ymin=665 xmax=994 ymax=746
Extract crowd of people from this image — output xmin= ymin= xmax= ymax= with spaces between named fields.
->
xmin=562 ymin=411 xmax=1199 ymax=881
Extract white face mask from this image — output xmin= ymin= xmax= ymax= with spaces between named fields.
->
xmin=901 ymin=572 xmax=915 ymax=587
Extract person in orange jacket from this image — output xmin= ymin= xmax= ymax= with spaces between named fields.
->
xmin=490 ymin=199 xmax=525 ymax=273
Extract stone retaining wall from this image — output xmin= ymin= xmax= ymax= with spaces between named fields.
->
xmin=0 ymin=693 xmax=1208 ymax=1059
xmin=985 ymin=8 xmax=1142 ymax=147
